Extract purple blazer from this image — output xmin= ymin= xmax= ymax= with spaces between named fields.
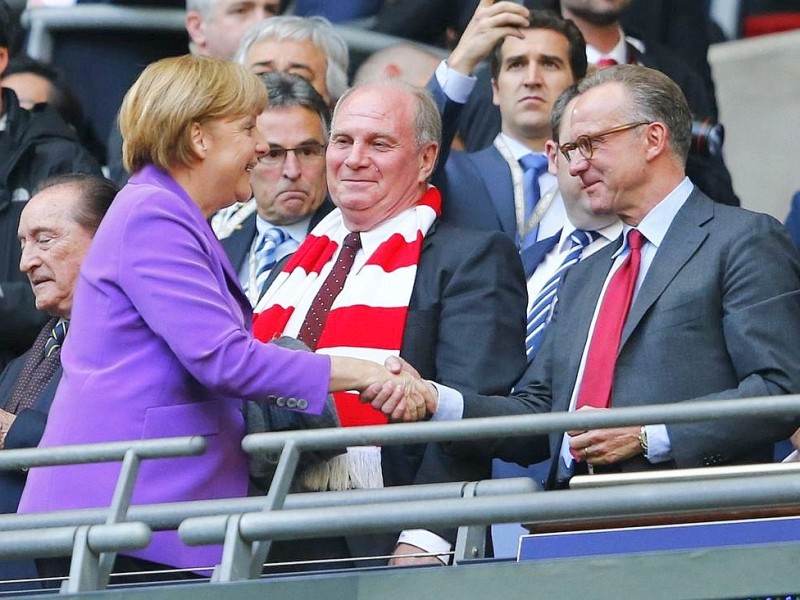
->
xmin=18 ymin=165 xmax=330 ymax=571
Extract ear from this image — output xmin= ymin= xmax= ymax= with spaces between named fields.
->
xmin=544 ymin=139 xmax=559 ymax=175
xmin=185 ymin=11 xmax=207 ymax=52
xmin=418 ymin=142 xmax=440 ymax=182
xmin=491 ymin=77 xmax=500 ymax=108
xmin=189 ymin=122 xmax=207 ymax=160
xmin=643 ymin=122 xmax=669 ymax=162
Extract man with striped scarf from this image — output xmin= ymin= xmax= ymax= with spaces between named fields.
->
xmin=253 ymin=80 xmax=528 ymax=569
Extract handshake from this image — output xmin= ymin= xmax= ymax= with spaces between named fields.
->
xmin=360 ymin=356 xmax=439 ymax=423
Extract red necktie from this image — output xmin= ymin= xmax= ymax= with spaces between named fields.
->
xmin=576 ymin=229 xmax=645 ymax=409
xmin=596 ymin=57 xmax=619 ymax=69
xmin=297 ymin=232 xmax=361 ymax=351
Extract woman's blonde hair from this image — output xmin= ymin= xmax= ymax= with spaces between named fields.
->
xmin=119 ymin=54 xmax=268 ymax=174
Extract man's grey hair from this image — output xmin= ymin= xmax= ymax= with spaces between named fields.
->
xmin=333 ymin=80 xmax=442 ymax=152
xmin=235 ymin=15 xmax=349 ymax=103
xmin=185 ymin=0 xmax=215 ymax=18
xmin=260 ymin=71 xmax=331 ymax=138
xmin=576 ymin=64 xmax=693 ymax=161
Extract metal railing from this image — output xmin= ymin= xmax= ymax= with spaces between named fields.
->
xmin=21 ymin=6 xmax=446 ymax=64
xmin=0 ymin=436 xmax=205 ymax=594
xmin=2 ymin=395 xmax=800 ymax=593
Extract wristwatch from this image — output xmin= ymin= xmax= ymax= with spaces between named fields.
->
xmin=638 ymin=425 xmax=649 ymax=456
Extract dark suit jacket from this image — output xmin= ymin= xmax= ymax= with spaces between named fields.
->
xmin=0 ymin=347 xmax=60 ymax=590
xmin=459 ymin=189 xmax=800 ymax=475
xmin=0 ymin=350 xmax=60 ymax=515
xmin=265 ymin=218 xmax=528 ymax=563
xmin=220 ymin=199 xmax=334 ymax=276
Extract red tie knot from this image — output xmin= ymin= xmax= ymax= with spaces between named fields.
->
xmin=596 ymin=58 xmax=619 ymax=69
xmin=627 ymin=229 xmax=645 ymax=251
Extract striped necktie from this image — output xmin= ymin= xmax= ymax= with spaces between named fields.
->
xmin=44 ymin=318 xmax=69 ymax=358
xmin=525 ymin=230 xmax=597 ymax=361
xmin=248 ymin=227 xmax=288 ymax=304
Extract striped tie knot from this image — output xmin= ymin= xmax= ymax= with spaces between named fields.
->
xmin=525 ymin=229 xmax=598 ymax=361
xmin=44 ymin=318 xmax=69 ymax=358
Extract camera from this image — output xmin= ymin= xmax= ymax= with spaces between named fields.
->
xmin=691 ymin=119 xmax=724 ymax=157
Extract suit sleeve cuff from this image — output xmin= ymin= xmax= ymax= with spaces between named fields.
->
xmin=645 ymin=424 xmax=672 ymax=463
xmin=429 ymin=382 xmax=463 ymax=421
xmin=435 ymin=60 xmax=476 ymax=104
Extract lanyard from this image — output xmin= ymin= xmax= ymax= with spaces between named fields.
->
xmin=493 ymin=135 xmax=555 ymax=246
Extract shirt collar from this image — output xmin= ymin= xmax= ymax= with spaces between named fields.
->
xmin=615 ymin=177 xmax=694 ymax=256
xmin=559 ymin=217 xmax=624 ymax=253
xmin=586 ymin=30 xmax=646 ymax=65
xmin=255 ymin=214 xmax=310 ymax=244
xmin=498 ymin=132 xmax=545 ymax=161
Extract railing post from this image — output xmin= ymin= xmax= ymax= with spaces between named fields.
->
xmin=454 ymin=482 xmax=487 ymax=564
xmin=214 ymin=439 xmax=302 ymax=582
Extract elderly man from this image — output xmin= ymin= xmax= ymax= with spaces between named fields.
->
xmin=0 ymin=173 xmax=116 ymax=587
xmin=253 ymin=80 xmax=527 ymax=568
xmin=219 ymin=72 xmax=333 ymax=305
xmin=373 ymin=65 xmax=800 ymax=492
xmin=186 ymin=0 xmax=284 ymax=60
xmin=235 ymin=15 xmax=349 ymax=106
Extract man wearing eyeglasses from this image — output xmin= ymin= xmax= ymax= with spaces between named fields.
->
xmin=369 ymin=64 xmax=800 ymax=490
xmin=220 ymin=71 xmax=333 ymax=306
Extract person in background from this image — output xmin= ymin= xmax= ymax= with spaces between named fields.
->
xmin=220 ymin=71 xmax=333 ymax=304
xmin=234 ymin=15 xmax=349 ymax=107
xmin=17 ymin=55 xmax=423 ymax=583
xmin=186 ymin=0 xmax=284 ymax=61
xmin=2 ymin=54 xmax=106 ymax=164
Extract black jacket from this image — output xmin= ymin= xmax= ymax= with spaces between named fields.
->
xmin=0 ymin=88 xmax=102 ymax=369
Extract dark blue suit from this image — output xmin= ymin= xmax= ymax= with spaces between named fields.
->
xmin=0 ymin=346 xmax=61 ymax=589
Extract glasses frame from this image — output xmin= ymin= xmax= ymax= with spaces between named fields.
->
xmin=559 ymin=121 xmax=652 ymax=162
xmin=258 ymin=142 xmax=327 ymax=166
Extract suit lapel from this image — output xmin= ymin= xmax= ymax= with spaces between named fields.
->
xmin=220 ymin=213 xmax=256 ymax=272
xmin=520 ymin=230 xmax=561 ymax=279
xmin=475 ymin=147 xmax=517 ymax=238
xmin=620 ymin=190 xmax=712 ymax=348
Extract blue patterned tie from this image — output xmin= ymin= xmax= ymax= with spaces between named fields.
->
xmin=519 ymin=153 xmax=549 ymax=249
xmin=44 ymin=318 xmax=69 ymax=358
xmin=525 ymin=230 xmax=597 ymax=361
xmin=249 ymin=227 xmax=288 ymax=303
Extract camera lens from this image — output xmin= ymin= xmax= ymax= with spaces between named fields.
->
xmin=691 ymin=120 xmax=724 ymax=157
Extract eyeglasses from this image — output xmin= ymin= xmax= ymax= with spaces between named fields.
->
xmin=258 ymin=142 xmax=326 ymax=166
xmin=559 ymin=121 xmax=651 ymax=162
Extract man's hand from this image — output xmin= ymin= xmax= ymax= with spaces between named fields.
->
xmin=0 ymin=408 xmax=16 ymax=450
xmin=567 ymin=408 xmax=642 ymax=465
xmin=359 ymin=357 xmax=438 ymax=422
xmin=448 ymin=0 xmax=530 ymax=76
xmin=389 ymin=543 xmax=447 ymax=567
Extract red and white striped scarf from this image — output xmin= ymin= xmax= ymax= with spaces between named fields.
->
xmin=253 ymin=187 xmax=441 ymax=429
